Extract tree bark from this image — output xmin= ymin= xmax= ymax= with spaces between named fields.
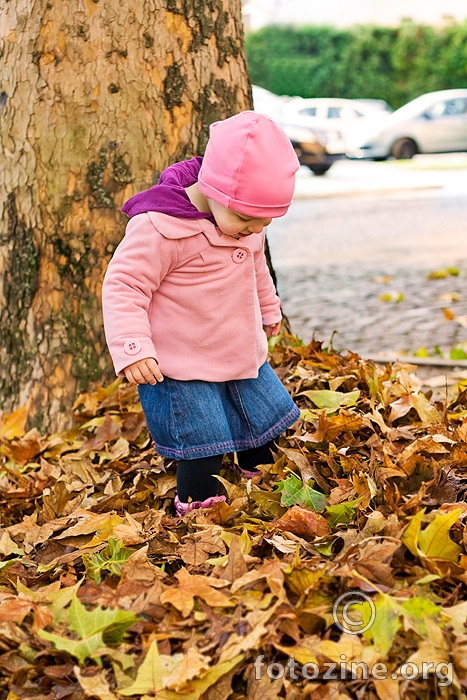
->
xmin=0 ymin=0 xmax=252 ymax=431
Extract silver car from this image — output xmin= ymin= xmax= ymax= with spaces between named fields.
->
xmin=346 ymin=89 xmax=467 ymax=160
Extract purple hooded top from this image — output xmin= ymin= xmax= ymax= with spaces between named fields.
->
xmin=122 ymin=156 xmax=215 ymax=224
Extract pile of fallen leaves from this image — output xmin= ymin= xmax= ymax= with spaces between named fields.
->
xmin=2 ymin=337 xmax=467 ymax=700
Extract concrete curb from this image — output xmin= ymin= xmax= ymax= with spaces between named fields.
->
xmin=293 ymin=184 xmax=442 ymax=200
xmin=370 ymin=355 xmax=467 ymax=369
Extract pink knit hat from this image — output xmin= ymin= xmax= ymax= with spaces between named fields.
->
xmin=198 ymin=111 xmax=300 ymax=218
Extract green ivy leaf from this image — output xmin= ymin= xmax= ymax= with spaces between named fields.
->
xmin=325 ymin=498 xmax=360 ymax=527
xmin=275 ymin=472 xmax=327 ymax=511
xmin=82 ymin=537 xmax=133 ymax=584
xmin=38 ymin=592 xmax=138 ymax=664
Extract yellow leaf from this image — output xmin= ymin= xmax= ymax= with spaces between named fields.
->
xmin=119 ymin=639 xmax=242 ymax=700
xmin=54 ymin=510 xmax=124 ymax=546
xmin=443 ymin=307 xmax=455 ymax=320
xmin=389 ymin=394 xmax=441 ymax=424
xmin=410 ymin=394 xmax=442 ymax=424
xmin=317 ymin=636 xmax=364 ymax=662
xmin=0 ymin=531 xmax=24 ymax=556
xmin=418 ymin=508 xmax=464 ymax=560
xmin=0 ymin=404 xmax=29 ymax=441
xmin=274 ymin=642 xmax=318 ymax=665
xmin=168 ymin=655 xmax=242 ymax=700
xmin=373 ymin=677 xmax=401 ymax=700
xmin=118 ymin=640 xmax=178 ymax=696
xmin=402 ymin=508 xmax=463 ymax=563
xmin=351 ymin=472 xmax=377 ymax=508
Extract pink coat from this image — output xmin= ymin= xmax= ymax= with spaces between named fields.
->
xmin=102 ymin=212 xmax=282 ymax=381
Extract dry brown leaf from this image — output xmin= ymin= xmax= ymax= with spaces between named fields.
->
xmin=75 ymin=666 xmax=120 ymax=700
xmin=162 ymin=647 xmax=211 ymax=690
xmin=160 ymin=567 xmax=233 ymax=617
xmin=179 ymin=527 xmax=225 ymax=566
xmin=276 ymin=505 xmax=330 ymax=538
xmin=223 ymin=533 xmax=248 ymax=583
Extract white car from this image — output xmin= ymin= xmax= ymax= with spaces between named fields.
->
xmin=252 ymin=85 xmax=340 ymax=175
xmin=346 ymin=89 xmax=467 ymax=160
xmin=280 ymin=96 xmax=392 ymax=154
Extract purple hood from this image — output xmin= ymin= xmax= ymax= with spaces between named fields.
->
xmin=122 ymin=156 xmax=215 ymax=224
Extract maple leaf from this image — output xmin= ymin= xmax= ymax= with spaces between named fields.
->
xmin=38 ymin=592 xmax=138 ymax=664
xmin=402 ymin=507 xmax=464 ymax=570
xmin=363 ymin=592 xmax=445 ymax=656
xmin=119 ymin=638 xmax=242 ymax=698
xmin=82 ymin=537 xmax=133 ymax=583
xmin=160 ymin=568 xmax=233 ymax=617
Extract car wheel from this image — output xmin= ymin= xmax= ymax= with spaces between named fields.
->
xmin=392 ymin=138 xmax=417 ymax=160
xmin=308 ymin=164 xmax=332 ymax=175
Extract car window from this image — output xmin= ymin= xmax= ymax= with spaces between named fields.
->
xmin=427 ymin=98 xmax=467 ymax=118
xmin=447 ymin=98 xmax=467 ymax=115
xmin=327 ymin=107 xmax=343 ymax=119
xmin=299 ymin=107 xmax=317 ymax=117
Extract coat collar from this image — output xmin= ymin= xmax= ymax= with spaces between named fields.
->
xmin=147 ymin=211 xmax=255 ymax=249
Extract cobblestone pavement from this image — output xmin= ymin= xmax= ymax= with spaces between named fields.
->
xmin=267 ymin=158 xmax=467 ymax=361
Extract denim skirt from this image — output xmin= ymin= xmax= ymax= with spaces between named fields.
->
xmin=138 ymin=361 xmax=300 ymax=460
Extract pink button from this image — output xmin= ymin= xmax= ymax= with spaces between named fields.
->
xmin=232 ymin=248 xmax=247 ymax=264
xmin=124 ymin=339 xmax=141 ymax=355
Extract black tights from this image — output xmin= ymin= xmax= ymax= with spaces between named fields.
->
xmin=176 ymin=441 xmax=276 ymax=502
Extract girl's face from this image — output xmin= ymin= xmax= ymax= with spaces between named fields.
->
xmin=207 ymin=198 xmax=272 ymax=239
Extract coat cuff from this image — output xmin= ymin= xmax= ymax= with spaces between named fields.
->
xmin=111 ymin=337 xmax=158 ymax=376
xmin=262 ymin=311 xmax=282 ymax=326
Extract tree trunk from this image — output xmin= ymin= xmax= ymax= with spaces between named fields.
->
xmin=0 ymin=0 xmax=252 ymax=431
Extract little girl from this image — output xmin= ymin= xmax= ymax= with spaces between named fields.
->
xmin=102 ymin=111 xmax=301 ymax=515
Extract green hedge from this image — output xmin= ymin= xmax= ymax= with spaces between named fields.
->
xmin=245 ymin=23 xmax=467 ymax=108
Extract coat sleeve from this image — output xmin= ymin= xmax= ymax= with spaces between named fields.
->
xmin=253 ymin=232 xmax=282 ymax=325
xmin=102 ymin=213 xmax=178 ymax=376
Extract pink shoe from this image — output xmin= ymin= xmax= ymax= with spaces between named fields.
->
xmin=174 ymin=494 xmax=226 ymax=517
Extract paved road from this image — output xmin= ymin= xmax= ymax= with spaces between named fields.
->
xmin=267 ymin=154 xmax=467 ymax=359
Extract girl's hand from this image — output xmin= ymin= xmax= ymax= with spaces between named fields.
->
xmin=123 ymin=358 xmax=164 ymax=385
xmin=263 ymin=321 xmax=281 ymax=338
